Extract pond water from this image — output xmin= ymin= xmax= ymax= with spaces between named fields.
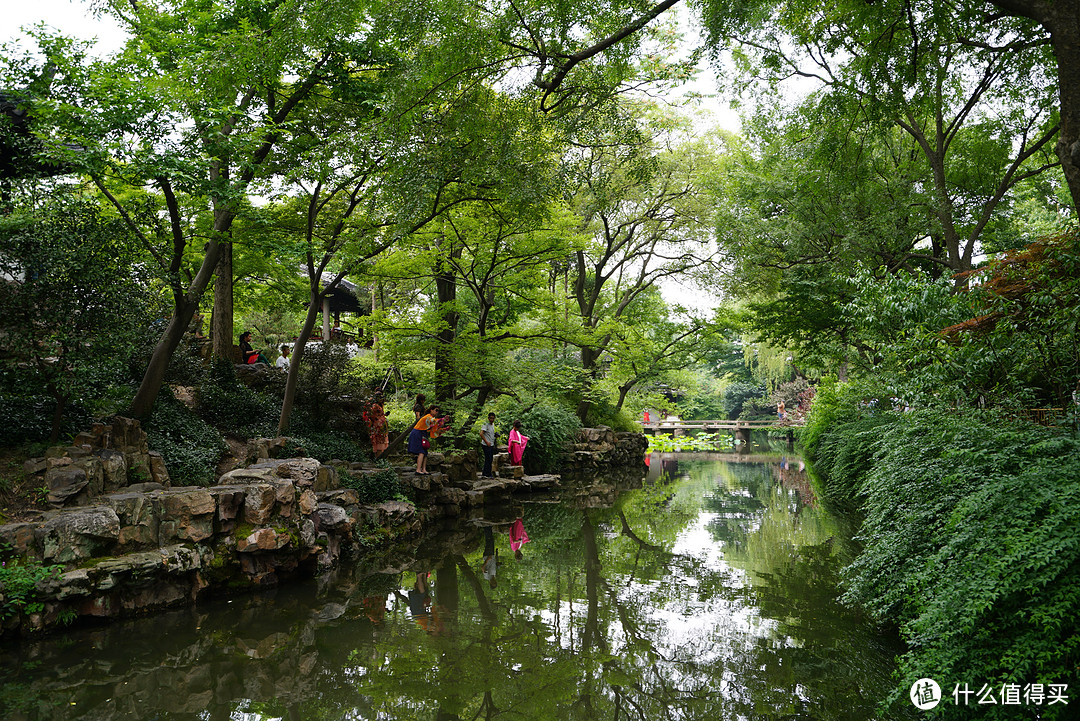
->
xmin=1 ymin=451 xmax=914 ymax=721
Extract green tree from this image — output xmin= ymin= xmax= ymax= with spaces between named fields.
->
xmin=564 ymin=105 xmax=719 ymax=422
xmin=699 ymin=0 xmax=1067 ymax=232
xmin=0 ymin=191 xmax=162 ymax=440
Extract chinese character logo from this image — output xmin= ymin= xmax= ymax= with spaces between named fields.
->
xmin=911 ymin=678 xmax=942 ymax=710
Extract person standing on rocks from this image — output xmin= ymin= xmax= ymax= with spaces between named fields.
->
xmin=480 ymin=412 xmax=498 ymax=478
xmin=508 ymin=420 xmax=529 ymax=467
xmin=364 ymin=394 xmax=389 ymax=456
xmin=409 ymin=404 xmax=441 ymax=475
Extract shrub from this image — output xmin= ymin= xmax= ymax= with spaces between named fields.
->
xmin=281 ymin=431 xmax=369 ymax=464
xmin=508 ymin=403 xmax=582 ymax=474
xmin=294 ymin=344 xmax=363 ymax=419
xmin=587 ymin=400 xmax=639 ymax=432
xmin=720 ymin=381 xmax=765 ymax=420
xmin=196 ymin=360 xmax=280 ymax=437
xmin=0 ymin=557 xmax=62 ymax=620
xmin=812 ymin=409 xmax=1080 ymax=719
xmin=800 ymin=376 xmax=893 ymax=457
xmin=810 ymin=414 xmax=893 ymax=513
xmin=145 ymin=392 xmax=227 ymax=487
xmin=0 ymin=392 xmax=90 ymax=446
xmin=340 ymin=467 xmax=402 ymax=504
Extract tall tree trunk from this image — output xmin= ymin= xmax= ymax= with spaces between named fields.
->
xmin=1050 ymin=4 xmax=1080 ymax=213
xmin=576 ymin=346 xmax=602 ymax=424
xmin=129 ymin=234 xmax=225 ymax=418
xmin=278 ymin=288 xmax=323 ymax=434
xmin=991 ymin=0 xmax=1080 ymax=211
xmin=434 ymin=246 xmax=459 ymax=406
xmin=211 ymin=238 xmax=234 ymax=359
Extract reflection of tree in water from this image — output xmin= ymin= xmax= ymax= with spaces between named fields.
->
xmin=703 ymin=461 xmax=770 ymax=548
xmin=1 ymin=463 xmax=906 ymax=721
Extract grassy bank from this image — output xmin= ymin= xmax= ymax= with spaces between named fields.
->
xmin=804 ymin=383 xmax=1080 ymax=718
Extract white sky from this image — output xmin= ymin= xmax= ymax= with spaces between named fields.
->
xmin=3 ymin=0 xmax=128 ymax=53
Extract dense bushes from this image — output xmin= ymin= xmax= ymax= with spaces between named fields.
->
xmin=340 ymin=467 xmax=402 ymax=504
xmin=510 ymin=403 xmax=582 ymax=474
xmin=721 ymin=381 xmax=766 ymax=420
xmin=0 ymin=392 xmax=91 ymax=446
xmin=806 ymin=399 xmax=1080 ymax=719
xmin=281 ymin=432 xmax=369 ymax=464
xmin=197 ymin=360 xmax=280 ymax=437
xmin=145 ymin=392 xmax=228 ymax=487
xmin=809 ymin=415 xmax=892 ymax=513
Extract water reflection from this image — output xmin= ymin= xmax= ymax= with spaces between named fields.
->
xmin=1 ymin=455 xmax=912 ymax=721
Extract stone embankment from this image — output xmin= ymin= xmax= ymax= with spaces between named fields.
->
xmin=0 ymin=420 xmax=644 ymax=637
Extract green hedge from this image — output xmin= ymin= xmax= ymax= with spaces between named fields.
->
xmin=281 ymin=431 xmax=369 ymax=464
xmin=806 ymin=406 xmax=1080 ymax=718
xmin=145 ymin=392 xmax=227 ymax=487
xmin=340 ymin=467 xmax=402 ymax=505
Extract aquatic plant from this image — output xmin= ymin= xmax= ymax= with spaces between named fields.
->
xmin=645 ymin=432 xmax=735 ymax=452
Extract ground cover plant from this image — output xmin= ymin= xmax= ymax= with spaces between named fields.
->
xmin=804 ymin=395 xmax=1080 ymax=719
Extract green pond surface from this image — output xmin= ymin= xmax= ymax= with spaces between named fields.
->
xmin=1 ymin=451 xmax=914 ymax=720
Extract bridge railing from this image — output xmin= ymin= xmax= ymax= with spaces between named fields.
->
xmin=643 ymin=418 xmax=801 ymax=430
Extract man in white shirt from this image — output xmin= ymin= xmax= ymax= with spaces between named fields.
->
xmin=275 ymin=344 xmax=291 ymax=370
xmin=480 ymin=412 xmax=497 ymax=478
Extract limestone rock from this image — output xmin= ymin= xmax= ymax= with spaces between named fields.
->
xmin=105 ymin=492 xmax=159 ymax=548
xmin=96 ymin=449 xmax=128 ymax=492
xmin=37 ymin=506 xmax=121 ymax=563
xmin=157 ymin=489 xmax=215 ymax=543
xmin=435 ymin=487 xmax=467 ymax=506
xmin=300 ymin=519 xmax=316 ymax=547
xmin=148 ymin=451 xmax=171 ymax=487
xmin=208 ymin=485 xmax=247 ymax=523
xmin=405 ymin=471 xmax=431 ymax=492
xmin=521 ymin=474 xmax=560 ymax=490
xmin=315 ymin=464 xmax=335 ymax=492
xmin=242 ymin=484 xmax=278 ymax=525
xmin=318 ymin=488 xmax=359 ymax=507
xmin=0 ymin=522 xmax=36 ymax=559
xmin=221 ymin=457 xmax=312 ymax=483
xmin=234 ymin=362 xmax=275 ymax=389
xmin=126 ymin=482 xmax=166 ymax=493
xmin=373 ymin=501 xmax=415 ymax=526
xmin=237 ymin=527 xmax=293 ymax=552
xmin=299 ymin=489 xmax=318 ymax=515
xmin=315 ymin=503 xmax=349 ymax=531
xmin=46 ymin=465 xmax=89 ymax=506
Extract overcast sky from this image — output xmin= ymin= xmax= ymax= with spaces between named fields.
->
xmin=4 ymin=0 xmax=128 ymax=54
